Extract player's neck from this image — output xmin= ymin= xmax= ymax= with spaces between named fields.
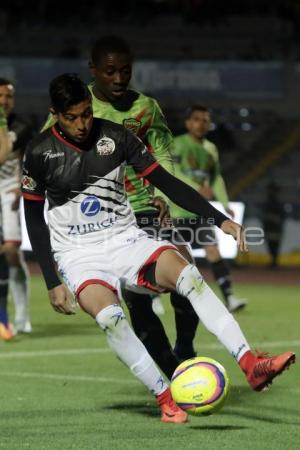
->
xmin=188 ymin=133 xmax=204 ymax=144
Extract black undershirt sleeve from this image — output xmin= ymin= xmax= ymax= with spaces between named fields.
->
xmin=145 ymin=165 xmax=228 ymax=228
xmin=24 ymin=199 xmax=61 ymax=290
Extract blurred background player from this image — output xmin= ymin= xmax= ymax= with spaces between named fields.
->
xmin=171 ymin=105 xmax=247 ymax=313
xmin=0 ymin=78 xmax=32 ymax=334
xmin=43 ymin=36 xmax=199 ymax=375
xmin=0 ymin=103 xmax=14 ymax=340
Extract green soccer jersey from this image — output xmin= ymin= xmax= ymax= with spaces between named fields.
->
xmin=171 ymin=133 xmax=229 ymax=217
xmin=43 ymin=86 xmax=173 ymax=214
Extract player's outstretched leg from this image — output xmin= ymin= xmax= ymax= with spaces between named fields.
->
xmin=175 ymin=264 xmax=296 ymax=391
xmin=155 ymin=252 xmax=296 ymax=391
xmin=79 ymin=285 xmax=187 ymax=423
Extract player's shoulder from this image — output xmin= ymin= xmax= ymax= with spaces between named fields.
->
xmin=203 ymin=138 xmax=218 ymax=154
xmin=97 ymin=117 xmax=127 ymax=135
xmin=25 ymin=128 xmax=53 ymax=156
xmin=130 ymin=90 xmax=161 ymax=112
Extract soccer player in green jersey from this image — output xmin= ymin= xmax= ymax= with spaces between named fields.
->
xmin=171 ymin=105 xmax=247 ymax=313
xmin=43 ymin=36 xmax=199 ymax=376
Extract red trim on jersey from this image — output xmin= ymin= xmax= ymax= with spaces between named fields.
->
xmin=3 ymin=240 xmax=21 ymax=247
xmin=22 ymin=193 xmax=45 ymax=201
xmin=124 ymin=175 xmax=136 ymax=192
xmin=137 ymin=245 xmax=176 ymax=292
xmin=137 ymin=118 xmax=152 ymax=139
xmin=135 ymin=109 xmax=146 ymax=122
xmin=51 ymin=126 xmax=82 ymax=153
xmin=137 ymin=162 xmax=159 ymax=178
xmin=76 ymin=279 xmax=118 ymax=298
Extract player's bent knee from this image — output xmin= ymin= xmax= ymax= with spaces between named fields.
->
xmin=95 ymin=304 xmax=126 ymax=333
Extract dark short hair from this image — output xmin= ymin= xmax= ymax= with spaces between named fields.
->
xmin=0 ymin=77 xmax=14 ymax=87
xmin=90 ymin=35 xmax=132 ymax=66
xmin=49 ymin=73 xmax=91 ymax=113
xmin=185 ymin=104 xmax=209 ymax=119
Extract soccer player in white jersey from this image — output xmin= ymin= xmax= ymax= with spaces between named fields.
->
xmin=22 ymin=74 xmax=295 ymax=423
xmin=0 ymin=102 xmax=14 ymax=339
xmin=0 ymin=78 xmax=32 ymax=336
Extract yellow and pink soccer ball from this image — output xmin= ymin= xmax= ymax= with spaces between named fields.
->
xmin=170 ymin=356 xmax=230 ymax=416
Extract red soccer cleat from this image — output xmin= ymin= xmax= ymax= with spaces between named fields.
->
xmin=240 ymin=350 xmax=296 ymax=391
xmin=156 ymin=388 xmax=188 ymax=423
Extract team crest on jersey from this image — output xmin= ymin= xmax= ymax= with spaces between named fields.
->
xmin=22 ymin=175 xmax=37 ymax=191
xmin=122 ymin=118 xmax=141 ymax=135
xmin=96 ymin=137 xmax=115 ymax=155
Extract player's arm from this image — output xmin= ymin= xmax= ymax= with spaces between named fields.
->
xmin=22 ymin=147 xmax=74 ymax=314
xmin=124 ymin=132 xmax=246 ymax=251
xmin=213 ymin=175 xmax=229 ymax=205
xmin=145 ymin=165 xmax=247 ymax=251
xmin=0 ymin=105 xmax=13 ymax=164
xmin=146 ymin=99 xmax=174 ymax=173
xmin=144 ymin=99 xmax=174 ymax=219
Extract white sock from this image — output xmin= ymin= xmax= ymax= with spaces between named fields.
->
xmin=96 ymin=304 xmax=168 ymax=395
xmin=176 ymin=264 xmax=250 ymax=361
xmin=10 ymin=261 xmax=30 ymax=329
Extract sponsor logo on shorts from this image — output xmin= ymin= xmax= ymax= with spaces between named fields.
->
xmin=80 ymin=196 xmax=101 ymax=217
xmin=67 ymin=217 xmax=116 ymax=235
xmin=96 ymin=137 xmax=115 ymax=155
xmin=22 ymin=175 xmax=37 ymax=191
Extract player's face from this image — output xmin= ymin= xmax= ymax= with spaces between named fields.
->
xmin=0 ymin=84 xmax=15 ymax=116
xmin=54 ymin=100 xmax=93 ymax=143
xmin=90 ymin=52 xmax=132 ymax=101
xmin=185 ymin=111 xmax=211 ymax=139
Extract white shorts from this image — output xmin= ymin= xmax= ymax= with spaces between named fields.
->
xmin=54 ymin=226 xmax=176 ymax=299
xmin=0 ymin=190 xmax=22 ymax=244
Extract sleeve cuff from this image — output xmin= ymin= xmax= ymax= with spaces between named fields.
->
xmin=22 ymin=193 xmax=45 ymax=201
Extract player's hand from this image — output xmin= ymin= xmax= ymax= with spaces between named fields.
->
xmin=48 ymin=284 xmax=76 ymax=315
xmin=225 ymin=207 xmax=235 ymax=219
xmin=220 ymin=219 xmax=248 ymax=252
xmin=149 ymin=196 xmax=170 ymax=226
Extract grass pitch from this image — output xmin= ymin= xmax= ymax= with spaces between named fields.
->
xmin=0 ymin=275 xmax=299 ymax=450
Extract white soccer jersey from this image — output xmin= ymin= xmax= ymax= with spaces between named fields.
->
xmin=21 ymin=118 xmax=160 ymax=254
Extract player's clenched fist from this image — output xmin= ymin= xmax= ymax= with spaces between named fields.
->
xmin=48 ymin=284 xmax=76 ymax=315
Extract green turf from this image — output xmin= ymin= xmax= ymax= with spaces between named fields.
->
xmin=0 ymin=276 xmax=299 ymax=450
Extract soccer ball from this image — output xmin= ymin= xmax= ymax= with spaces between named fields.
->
xmin=170 ymin=356 xmax=230 ymax=416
